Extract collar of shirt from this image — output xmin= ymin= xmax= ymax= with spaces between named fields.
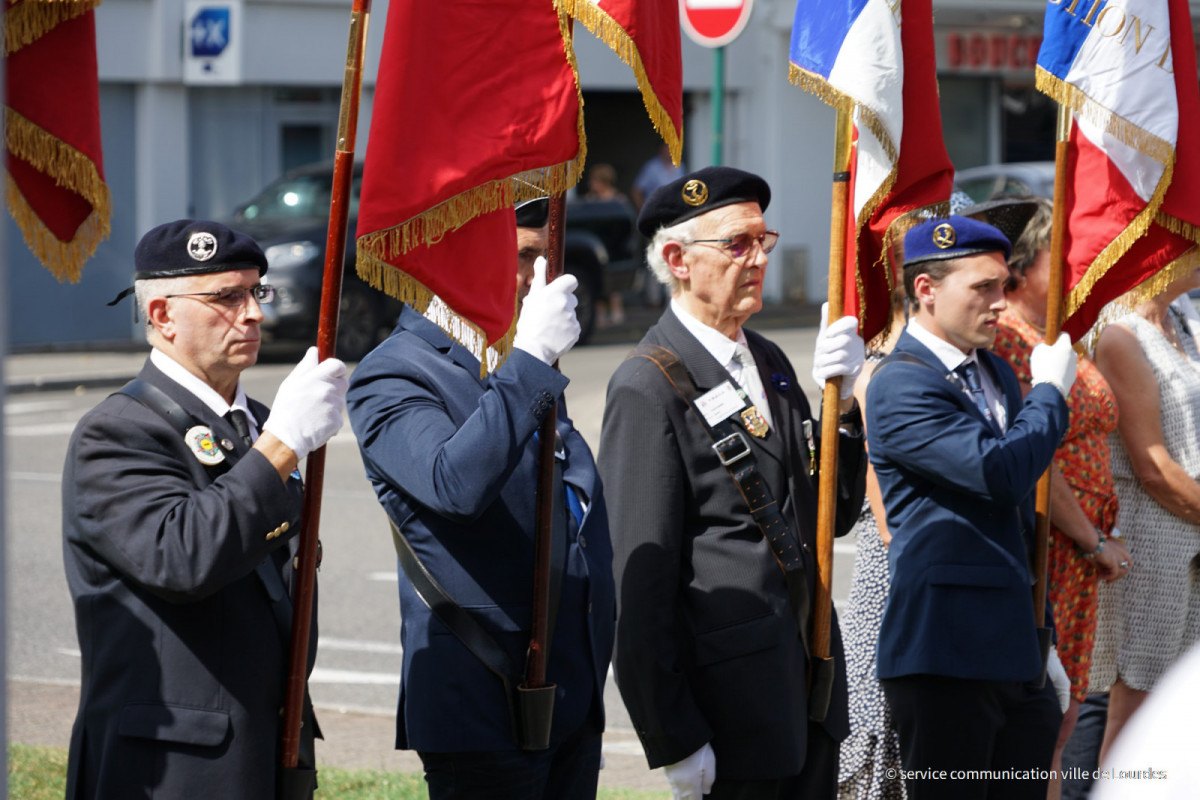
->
xmin=905 ymin=318 xmax=1007 ymax=431
xmin=671 ymin=298 xmax=746 ymax=375
xmin=150 ymin=348 xmax=259 ymax=435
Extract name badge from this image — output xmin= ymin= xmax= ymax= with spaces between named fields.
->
xmin=696 ymin=381 xmax=745 ymax=427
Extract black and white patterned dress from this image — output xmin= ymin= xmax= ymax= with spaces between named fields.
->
xmin=837 ymin=500 xmax=906 ymax=799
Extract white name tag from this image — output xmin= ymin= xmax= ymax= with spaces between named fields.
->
xmin=696 ymin=381 xmax=745 ymax=427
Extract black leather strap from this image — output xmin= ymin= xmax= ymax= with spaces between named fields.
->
xmin=629 ymin=344 xmax=814 ymax=659
xmin=117 ymin=378 xmax=200 ymax=438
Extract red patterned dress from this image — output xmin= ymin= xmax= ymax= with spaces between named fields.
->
xmin=992 ymin=308 xmax=1119 ymax=701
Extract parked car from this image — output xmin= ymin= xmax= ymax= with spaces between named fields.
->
xmin=224 ymin=161 xmax=640 ymax=360
xmin=953 ymin=160 xmax=1055 ymax=203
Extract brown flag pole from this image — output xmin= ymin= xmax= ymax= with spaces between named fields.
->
xmin=1032 ymin=104 xmax=1072 ymax=628
xmin=813 ymin=107 xmax=855 ymax=668
xmin=526 ymin=192 xmax=567 ymax=691
xmin=279 ymin=0 xmax=372 ymax=772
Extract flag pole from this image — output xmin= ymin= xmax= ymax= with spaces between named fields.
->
xmin=280 ymin=0 xmax=371 ymax=772
xmin=813 ymin=106 xmax=854 ymax=679
xmin=1032 ymin=103 xmax=1071 ymax=628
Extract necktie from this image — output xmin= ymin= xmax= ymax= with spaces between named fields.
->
xmin=958 ymin=361 xmax=1000 ymax=435
xmin=733 ymin=343 xmax=773 ymax=430
xmin=226 ymin=408 xmax=255 ymax=448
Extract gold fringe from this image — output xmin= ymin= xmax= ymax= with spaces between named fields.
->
xmin=1074 ymin=246 xmax=1200 ymax=354
xmin=1155 ymin=209 xmax=1200 ymax=246
xmin=356 ymin=246 xmax=516 ymax=377
xmin=5 ymin=0 xmax=100 ymax=55
xmin=4 ymin=108 xmax=111 ymax=282
xmin=1035 ymin=67 xmax=1173 ymax=166
xmin=557 ymin=0 xmax=683 ymax=165
xmin=1064 ymin=153 xmax=1175 ymax=322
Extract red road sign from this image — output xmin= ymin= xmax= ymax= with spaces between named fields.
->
xmin=680 ymin=0 xmax=754 ymax=49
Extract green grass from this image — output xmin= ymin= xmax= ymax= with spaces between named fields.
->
xmin=8 ymin=744 xmax=669 ymax=799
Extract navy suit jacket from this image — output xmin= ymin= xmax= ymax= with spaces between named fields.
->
xmin=866 ymin=330 xmax=1069 ymax=683
xmin=347 ymin=306 xmax=615 ymax=753
xmin=63 ymin=359 xmax=315 ymax=800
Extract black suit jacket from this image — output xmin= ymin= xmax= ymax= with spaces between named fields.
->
xmin=598 ymin=308 xmax=866 ymax=780
xmin=62 ymin=359 xmax=316 ymax=799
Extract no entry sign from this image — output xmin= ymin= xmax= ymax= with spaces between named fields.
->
xmin=680 ymin=0 xmax=754 ymax=48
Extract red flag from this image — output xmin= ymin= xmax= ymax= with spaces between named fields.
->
xmin=4 ymin=0 xmax=111 ymax=282
xmin=562 ymin=0 xmax=683 ymax=165
xmin=356 ymin=1 xmax=583 ymax=362
xmin=1038 ymin=0 xmax=1200 ymax=342
xmin=790 ymin=0 xmax=953 ymax=345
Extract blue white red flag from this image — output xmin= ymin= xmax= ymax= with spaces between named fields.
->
xmin=1037 ymin=0 xmax=1200 ymax=341
xmin=789 ymin=0 xmax=953 ymax=344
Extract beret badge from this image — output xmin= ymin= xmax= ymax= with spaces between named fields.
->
xmin=932 ymin=223 xmax=957 ymax=250
xmin=682 ymin=179 xmax=709 ymax=207
xmin=187 ymin=231 xmax=218 ymax=262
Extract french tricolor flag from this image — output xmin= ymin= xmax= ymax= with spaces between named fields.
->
xmin=1037 ymin=0 xmax=1200 ymax=341
xmin=789 ymin=0 xmax=953 ymax=344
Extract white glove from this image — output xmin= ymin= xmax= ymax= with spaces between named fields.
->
xmin=1047 ymin=647 xmax=1071 ymax=713
xmin=1030 ymin=332 xmax=1077 ymax=399
xmin=513 ymin=256 xmax=581 ymax=365
xmin=664 ymin=743 xmax=716 ymax=800
xmin=263 ymin=346 xmax=348 ymax=460
xmin=812 ymin=302 xmax=865 ymax=400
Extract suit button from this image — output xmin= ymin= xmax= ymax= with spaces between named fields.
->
xmin=280 ymin=521 xmax=290 ymax=533
xmin=293 ymin=556 xmax=300 ymax=570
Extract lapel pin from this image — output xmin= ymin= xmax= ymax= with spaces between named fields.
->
xmin=185 ymin=425 xmax=226 ymax=466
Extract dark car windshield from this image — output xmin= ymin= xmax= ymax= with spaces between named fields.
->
xmin=234 ymin=173 xmax=361 ymax=221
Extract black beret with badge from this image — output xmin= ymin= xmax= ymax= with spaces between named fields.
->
xmin=109 ymin=219 xmax=268 ymax=306
xmin=636 ymin=166 xmax=771 ymax=238
xmin=134 ymin=219 xmax=268 ymax=279
xmin=903 ymin=214 xmax=1012 ymax=267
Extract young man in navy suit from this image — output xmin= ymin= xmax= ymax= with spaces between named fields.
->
xmin=865 ymin=216 xmax=1076 ymax=799
xmin=347 ymin=198 xmax=615 ymax=798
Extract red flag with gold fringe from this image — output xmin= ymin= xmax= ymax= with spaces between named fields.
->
xmin=561 ymin=0 xmax=684 ymax=165
xmin=4 ymin=0 xmax=111 ymax=282
xmin=355 ymin=1 xmax=584 ymax=366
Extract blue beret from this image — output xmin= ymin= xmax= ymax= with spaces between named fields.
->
xmin=903 ymin=215 xmax=1012 ymax=268
xmin=636 ymin=166 xmax=770 ymax=238
xmin=133 ymin=219 xmax=267 ymax=280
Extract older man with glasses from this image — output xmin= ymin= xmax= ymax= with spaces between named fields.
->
xmin=598 ymin=166 xmax=868 ymax=799
xmin=63 ymin=219 xmax=348 ymax=799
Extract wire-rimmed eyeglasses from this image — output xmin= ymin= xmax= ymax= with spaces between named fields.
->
xmin=164 ymin=285 xmax=276 ymax=307
xmin=686 ymin=230 xmax=780 ymax=259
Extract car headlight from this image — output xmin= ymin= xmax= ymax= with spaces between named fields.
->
xmin=264 ymin=241 xmax=319 ymax=270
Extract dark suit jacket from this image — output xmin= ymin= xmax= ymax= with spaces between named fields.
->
xmin=597 ymin=308 xmax=866 ymax=780
xmin=866 ymin=330 xmax=1069 ymax=683
xmin=346 ymin=306 xmax=615 ymax=753
xmin=62 ymin=359 xmax=315 ymax=800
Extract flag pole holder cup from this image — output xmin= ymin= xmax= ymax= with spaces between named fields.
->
xmin=516 ymin=682 xmax=556 ymax=751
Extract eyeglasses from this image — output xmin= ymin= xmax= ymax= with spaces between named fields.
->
xmin=164 ymin=284 xmax=276 ymax=307
xmin=686 ymin=230 xmax=780 ymax=259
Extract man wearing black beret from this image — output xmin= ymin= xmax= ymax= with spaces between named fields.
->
xmin=598 ymin=166 xmax=869 ymax=798
xmin=63 ymin=219 xmax=348 ymax=798
xmin=866 ymin=215 xmax=1076 ymax=799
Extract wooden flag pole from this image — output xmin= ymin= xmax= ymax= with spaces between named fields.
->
xmin=526 ymin=192 xmax=567 ymax=692
xmin=280 ymin=0 xmax=371 ymax=771
xmin=1033 ymin=103 xmax=1072 ymax=626
xmin=814 ymin=107 xmax=854 ymax=661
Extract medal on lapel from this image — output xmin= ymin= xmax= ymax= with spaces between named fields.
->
xmin=740 ymin=406 xmax=769 ymax=438
xmin=184 ymin=425 xmax=226 ymax=466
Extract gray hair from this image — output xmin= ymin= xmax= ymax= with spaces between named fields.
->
xmin=644 ymin=216 xmax=701 ymax=294
xmin=134 ymin=276 xmax=194 ymax=335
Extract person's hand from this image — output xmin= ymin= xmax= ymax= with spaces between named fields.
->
xmin=663 ymin=743 xmax=715 ymax=800
xmin=1096 ymin=537 xmax=1132 ymax=583
xmin=513 ymin=256 xmax=581 ymax=365
xmin=812 ymin=302 xmax=865 ymax=400
xmin=1031 ymin=332 xmax=1077 ymax=399
xmin=263 ymin=347 xmax=348 ymax=460
xmin=1047 ymin=647 xmax=1071 ymax=713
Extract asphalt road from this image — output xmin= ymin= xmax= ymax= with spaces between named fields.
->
xmin=5 ymin=324 xmax=860 ymax=784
